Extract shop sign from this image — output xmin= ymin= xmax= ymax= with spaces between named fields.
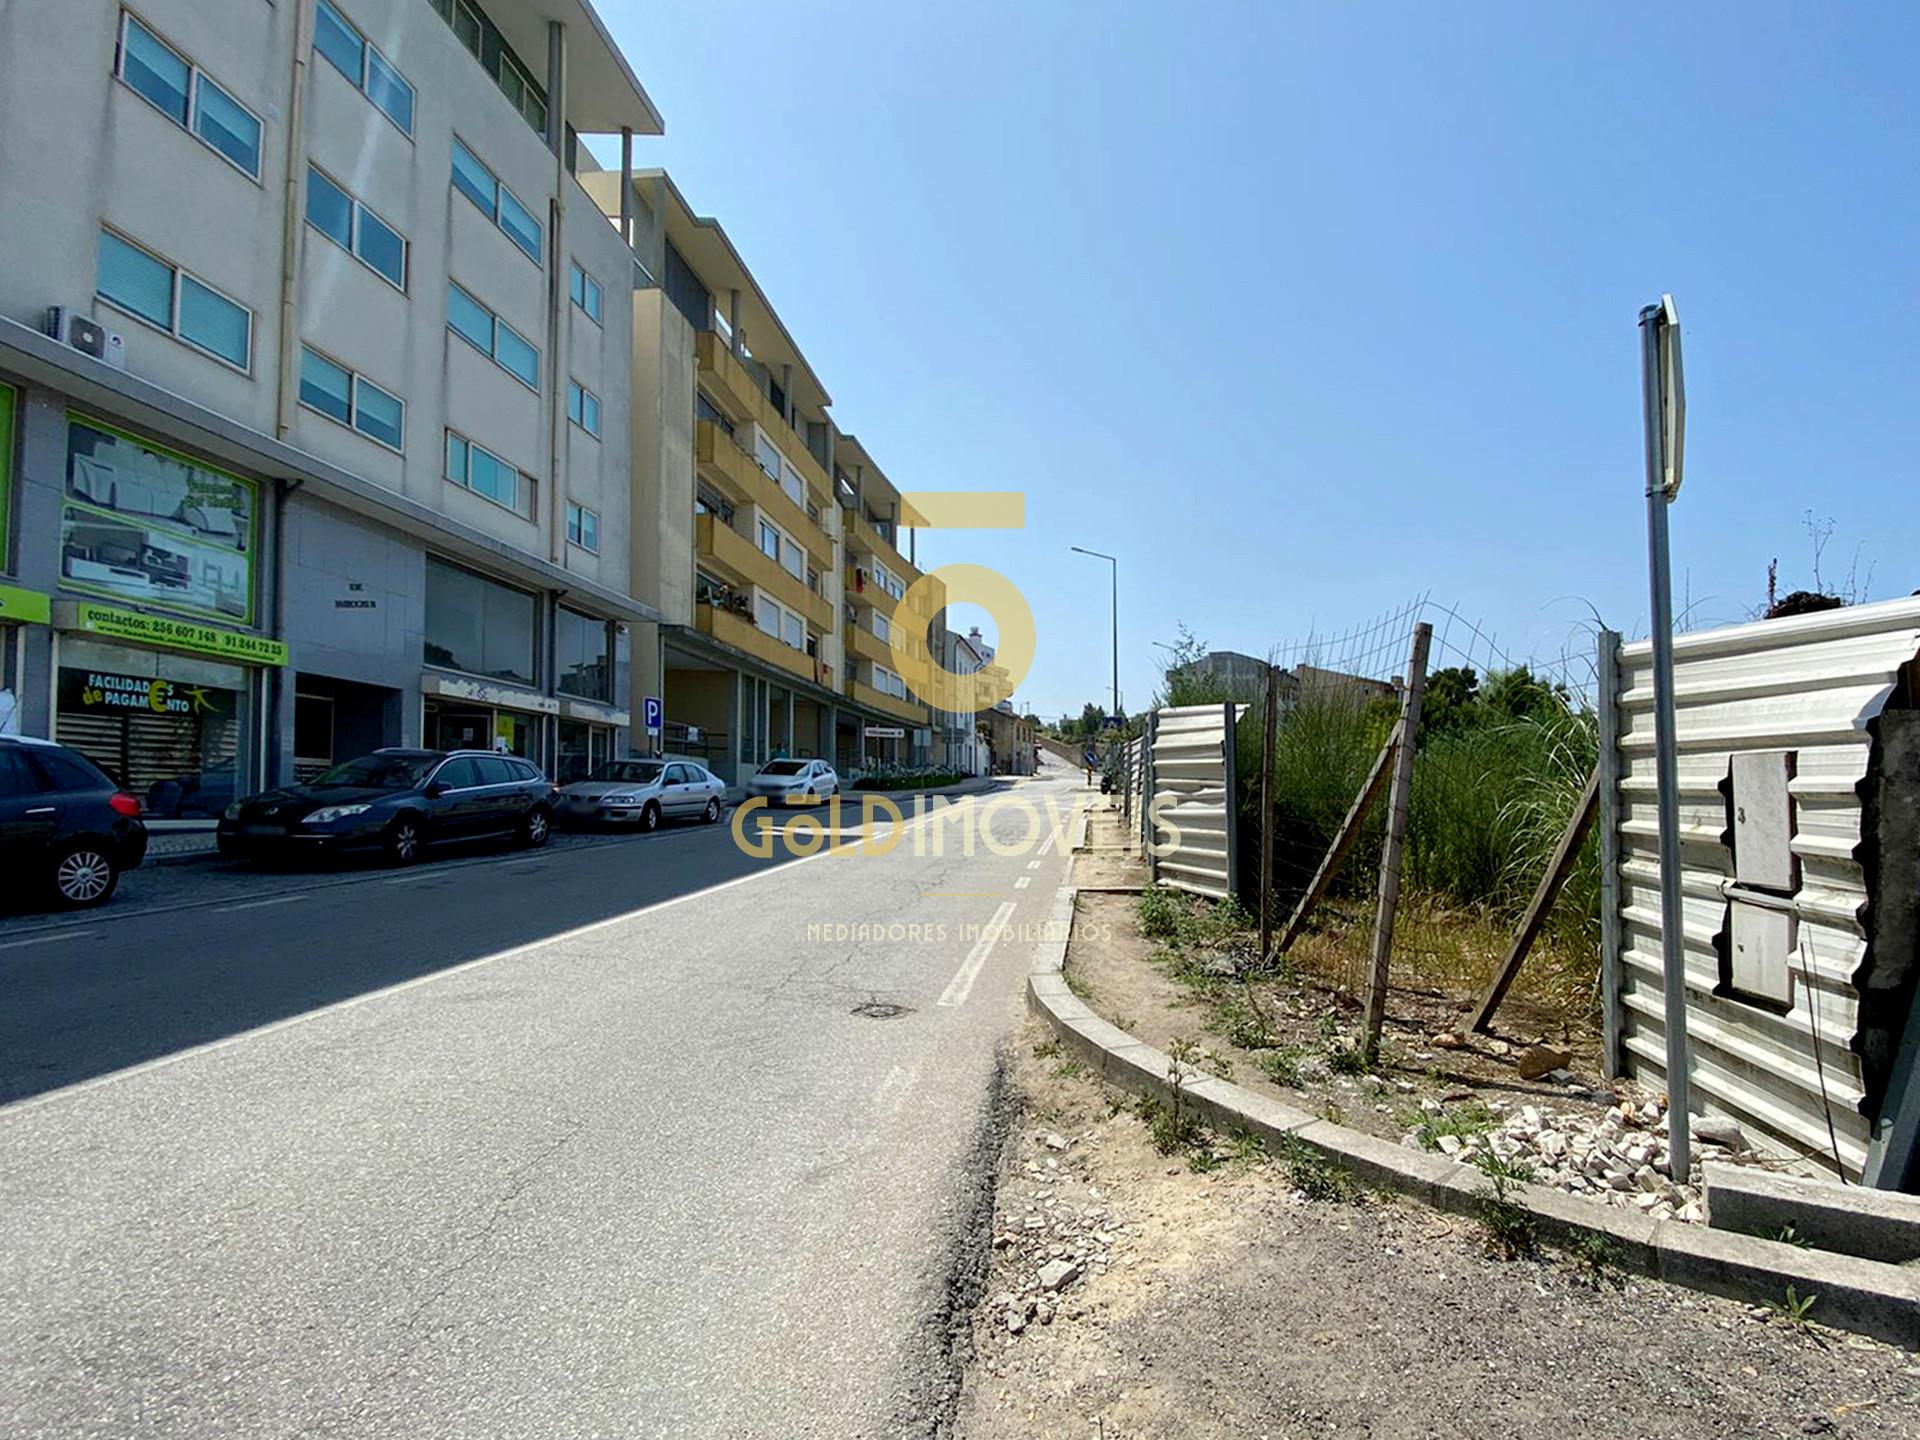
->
xmin=0 ymin=583 xmax=52 ymax=625
xmin=422 ymin=671 xmax=560 ymax=714
xmin=865 ymin=726 xmax=905 ymax=740
xmin=66 ymin=601 xmax=288 ymax=666
xmin=59 ymin=667 xmax=235 ymax=719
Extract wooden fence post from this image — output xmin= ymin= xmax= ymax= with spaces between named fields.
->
xmin=1362 ymin=622 xmax=1432 ymax=1065
xmin=1258 ymin=667 xmax=1278 ymax=961
xmin=1276 ymin=720 xmax=1402 ymax=953
xmin=1466 ymin=766 xmax=1601 ymax=1032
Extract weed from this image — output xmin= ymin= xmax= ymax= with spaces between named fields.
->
xmin=1064 ymin=969 xmax=1094 ymax=1003
xmin=1033 ymin=1036 xmax=1061 ymax=1061
xmin=1327 ymin=1044 xmax=1372 ymax=1076
xmin=1138 ymin=885 xmax=1187 ymax=940
xmin=1052 ymin=1058 xmax=1087 ymax=1082
xmin=1757 ymin=1224 xmax=1812 ymax=1249
xmin=1226 ymin=1126 xmax=1268 ymax=1167
xmin=1187 ymin=1145 xmax=1223 ymax=1174
xmin=1475 ymin=1150 xmax=1538 ymax=1258
xmin=1261 ymin=1045 xmax=1306 ymax=1088
xmin=1319 ymin=1099 xmax=1345 ymax=1125
xmin=1215 ymin=994 xmax=1276 ymax=1051
xmin=1140 ymin=1040 xmax=1207 ymax=1155
xmin=1411 ymin=1100 xmax=1496 ymax=1149
xmin=1767 ymin=1286 xmax=1819 ymax=1330
xmin=1568 ymin=1231 xmax=1615 ymax=1281
xmin=1274 ymin=1134 xmax=1359 ymax=1202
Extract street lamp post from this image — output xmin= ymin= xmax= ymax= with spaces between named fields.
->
xmin=1071 ymin=545 xmax=1119 ymax=718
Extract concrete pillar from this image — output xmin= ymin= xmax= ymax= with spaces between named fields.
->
xmin=618 ymin=127 xmax=633 ymax=244
xmin=729 ymin=290 xmax=743 ymax=358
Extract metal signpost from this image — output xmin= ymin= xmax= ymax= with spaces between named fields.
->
xmin=1640 ymin=295 xmax=1691 ymax=1179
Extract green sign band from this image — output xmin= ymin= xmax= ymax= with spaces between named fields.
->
xmin=0 ymin=583 xmax=52 ymax=625
xmin=70 ymin=602 xmax=288 ymax=666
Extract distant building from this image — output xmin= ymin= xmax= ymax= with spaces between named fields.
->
xmin=1168 ymin=651 xmax=1398 ymax=711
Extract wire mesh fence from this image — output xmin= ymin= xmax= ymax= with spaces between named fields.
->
xmin=1192 ymin=596 xmax=1606 ymax=1018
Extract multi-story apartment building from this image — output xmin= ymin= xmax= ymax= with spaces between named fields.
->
xmin=0 ymin=0 xmax=662 ymax=846
xmin=584 ymin=167 xmax=942 ymax=785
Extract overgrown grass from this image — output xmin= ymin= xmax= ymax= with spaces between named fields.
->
xmin=1235 ymin=682 xmax=1602 ymax=1013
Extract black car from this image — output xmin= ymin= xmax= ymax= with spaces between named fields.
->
xmin=0 ymin=736 xmax=148 ymax=909
xmin=218 ymin=748 xmax=556 ymax=866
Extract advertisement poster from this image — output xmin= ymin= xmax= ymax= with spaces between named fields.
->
xmin=61 ymin=418 xmax=256 ymax=624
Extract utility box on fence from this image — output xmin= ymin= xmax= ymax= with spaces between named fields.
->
xmin=1603 ymin=596 xmax=1920 ymax=1188
xmin=1145 ymin=703 xmax=1246 ymax=901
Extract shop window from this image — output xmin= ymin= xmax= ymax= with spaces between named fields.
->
xmin=424 ymin=557 xmax=534 ymax=684
xmin=56 ymin=640 xmax=249 ymax=819
xmin=556 ymin=605 xmax=611 ymax=703
xmin=62 ymin=416 xmax=256 ymax=623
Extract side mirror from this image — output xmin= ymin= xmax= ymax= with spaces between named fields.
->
xmin=425 ymin=780 xmax=450 ymax=798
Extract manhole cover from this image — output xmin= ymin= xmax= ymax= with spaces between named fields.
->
xmin=851 ymin=1001 xmax=912 ymax=1020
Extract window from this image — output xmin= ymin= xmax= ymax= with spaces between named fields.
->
xmin=873 ymin=664 xmax=907 ymax=700
xmin=474 ymin=755 xmax=518 ymax=786
xmin=569 ymin=263 xmax=603 ymax=324
xmin=446 ymin=281 xmax=539 ymax=389
xmin=758 ymin=520 xmax=780 ymax=563
xmin=783 ymin=611 xmax=803 ymax=649
xmin=450 ymin=138 xmax=541 ymax=264
xmin=567 ymin=381 xmax=601 ymax=437
xmin=556 ymin=605 xmax=611 ymax=701
xmin=873 ymin=611 xmax=890 ymax=643
xmin=97 ymin=228 xmax=251 ymax=369
xmin=115 ymin=13 xmax=263 ymax=180
xmin=314 ymin=1 xmax=412 ymax=135
xmin=696 ymin=390 xmax=733 ymax=435
xmin=300 ymin=346 xmax=404 ymax=450
xmin=424 ymin=557 xmax=535 ymax=683
xmin=873 ymin=561 xmax=905 ymax=601
xmin=306 ymin=166 xmax=407 ymax=289
xmin=753 ymin=431 xmax=781 ymax=482
xmin=779 ymin=459 xmax=805 ymax=510
xmin=565 ymin=500 xmax=600 ymax=554
xmin=444 ymin=429 xmax=533 ymax=517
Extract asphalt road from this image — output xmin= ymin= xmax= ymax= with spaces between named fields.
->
xmin=0 ymin=763 xmax=1086 ymax=1438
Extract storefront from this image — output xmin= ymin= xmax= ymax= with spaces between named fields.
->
xmin=0 ymin=583 xmax=51 ymax=735
xmin=48 ymin=602 xmax=287 ymax=835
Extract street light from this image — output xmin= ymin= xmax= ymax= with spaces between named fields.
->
xmin=1070 ymin=545 xmax=1119 ymax=718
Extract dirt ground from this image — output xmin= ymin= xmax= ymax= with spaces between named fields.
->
xmin=954 ymin=1028 xmax=1920 ymax=1440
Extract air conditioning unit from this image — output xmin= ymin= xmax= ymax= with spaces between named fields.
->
xmin=44 ymin=307 xmax=127 ymax=369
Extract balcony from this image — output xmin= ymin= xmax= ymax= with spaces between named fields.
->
xmin=849 ymin=679 xmax=928 ymax=726
xmin=694 ymin=602 xmax=822 ymax=687
xmin=696 ymin=514 xmax=833 ymax=633
xmin=846 ymin=623 xmax=893 ymax=667
xmin=696 ymin=421 xmax=834 ymax=572
xmin=696 ymin=330 xmax=760 ymax=421
xmin=843 ymin=570 xmax=900 ymax=619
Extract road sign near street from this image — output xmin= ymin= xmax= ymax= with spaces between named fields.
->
xmin=643 ymin=696 xmax=663 ymax=733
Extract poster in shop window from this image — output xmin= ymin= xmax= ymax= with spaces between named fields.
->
xmin=60 ymin=417 xmax=257 ymax=625
xmin=58 ymin=668 xmax=236 ymax=719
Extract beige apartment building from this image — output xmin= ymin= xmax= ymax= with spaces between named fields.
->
xmin=0 ymin=0 xmax=665 ymax=846
xmin=581 ymin=168 xmax=943 ymax=786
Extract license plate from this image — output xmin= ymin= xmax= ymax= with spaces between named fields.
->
xmin=241 ymin=824 xmax=285 ymax=837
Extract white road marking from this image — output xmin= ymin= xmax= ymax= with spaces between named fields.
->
xmin=1026 ymin=860 xmax=1042 ymax=870
xmin=936 ymin=901 xmax=1017 ymax=1010
xmin=1014 ymin=877 xmax=1032 ymax=890
xmin=213 ymin=895 xmax=306 ymax=913
xmin=3 ymin=800 xmax=961 ymax=1118
xmin=0 ymin=930 xmax=95 ymax=952
xmin=384 ymin=871 xmax=438 ymax=885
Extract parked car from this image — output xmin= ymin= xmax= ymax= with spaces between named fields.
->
xmin=217 ymin=748 xmax=555 ymax=866
xmin=0 ymin=735 xmax=147 ymax=909
xmin=744 ymin=758 xmax=840 ymax=805
xmin=557 ymin=758 xmax=725 ymax=832
xmin=144 ymin=756 xmax=237 ymax=819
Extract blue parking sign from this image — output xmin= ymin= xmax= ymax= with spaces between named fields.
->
xmin=643 ymin=696 xmax=663 ymax=733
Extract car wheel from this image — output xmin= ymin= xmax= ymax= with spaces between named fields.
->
xmin=703 ymin=797 xmax=721 ymax=824
xmin=51 ymin=842 xmax=118 ymax=908
xmin=384 ymin=816 xmax=425 ymax=867
xmin=521 ymin=806 xmax=552 ymax=848
xmin=640 ymin=800 xmax=661 ymax=833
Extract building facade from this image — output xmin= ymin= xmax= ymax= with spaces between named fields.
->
xmin=0 ymin=0 xmax=663 ymax=848
xmin=583 ymin=168 xmax=942 ymax=788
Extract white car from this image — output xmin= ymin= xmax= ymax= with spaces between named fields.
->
xmin=744 ymin=758 xmax=840 ymax=806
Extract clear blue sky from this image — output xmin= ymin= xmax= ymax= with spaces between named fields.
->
xmin=593 ymin=1 xmax=1917 ymax=721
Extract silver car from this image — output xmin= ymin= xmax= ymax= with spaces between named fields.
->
xmin=744 ymin=758 xmax=840 ymax=806
xmin=557 ymin=758 xmax=726 ymax=831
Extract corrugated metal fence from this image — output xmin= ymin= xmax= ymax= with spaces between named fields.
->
xmin=1143 ymin=703 xmax=1245 ymax=901
xmin=1606 ymin=596 xmax=1920 ymax=1180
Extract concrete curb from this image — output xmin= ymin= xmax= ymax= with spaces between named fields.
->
xmin=1026 ymin=884 xmax=1920 ymax=1349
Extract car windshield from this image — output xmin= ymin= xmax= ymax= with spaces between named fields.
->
xmin=759 ymin=760 xmax=807 ymax=776
xmin=590 ymin=761 xmax=664 ymax=785
xmin=313 ymin=754 xmax=437 ymax=789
